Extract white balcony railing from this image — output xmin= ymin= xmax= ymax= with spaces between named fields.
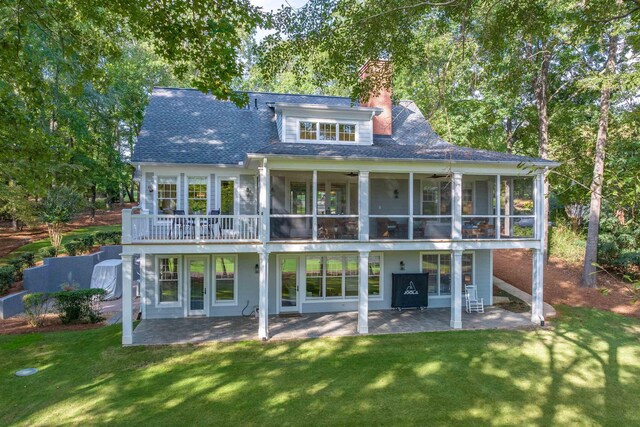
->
xmin=129 ymin=214 xmax=261 ymax=242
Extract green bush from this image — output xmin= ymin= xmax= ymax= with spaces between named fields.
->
xmin=108 ymin=231 xmax=122 ymax=245
xmin=51 ymin=288 xmax=106 ymax=324
xmin=94 ymin=231 xmax=111 ymax=246
xmin=63 ymin=241 xmax=79 ymax=256
xmin=76 ymin=235 xmax=95 ymax=253
xmin=549 ymin=224 xmax=586 ymax=264
xmin=39 ymin=246 xmax=58 ymax=259
xmin=23 ymin=292 xmax=51 ymax=327
xmin=0 ymin=266 xmax=16 ymax=295
xmin=19 ymin=252 xmax=36 ymax=268
xmin=8 ymin=258 xmax=27 ymax=281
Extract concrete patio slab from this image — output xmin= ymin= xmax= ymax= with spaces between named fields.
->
xmin=131 ymin=307 xmax=535 ymax=346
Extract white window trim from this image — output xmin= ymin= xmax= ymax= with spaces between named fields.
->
xmin=155 ymin=175 xmax=179 ymax=215
xmin=212 ymin=254 xmax=238 ymax=306
xmin=186 ymin=176 xmax=209 ymax=215
xmin=302 ymin=252 xmax=383 ymax=303
xmin=296 ymin=118 xmax=359 ymax=144
xmin=155 ymin=255 xmax=182 ymax=307
xmin=419 ymin=251 xmax=474 ymax=297
xmin=184 ymin=255 xmax=210 ymax=317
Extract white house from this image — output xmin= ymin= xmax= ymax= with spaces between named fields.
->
xmin=121 ymin=63 xmax=558 ymax=345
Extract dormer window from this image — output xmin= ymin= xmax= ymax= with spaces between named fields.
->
xmin=298 ymin=120 xmax=357 ymax=143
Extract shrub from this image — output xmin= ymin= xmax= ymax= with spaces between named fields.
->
xmin=39 ymin=246 xmax=57 ymax=259
xmin=0 ymin=266 xmax=16 ymax=295
xmin=23 ymin=292 xmax=51 ymax=327
xmin=94 ymin=231 xmax=111 ymax=246
xmin=63 ymin=241 xmax=79 ymax=256
xmin=8 ymin=258 xmax=26 ymax=281
xmin=51 ymin=288 xmax=106 ymax=324
xmin=76 ymin=235 xmax=95 ymax=254
xmin=19 ymin=252 xmax=35 ymax=268
xmin=107 ymin=231 xmax=122 ymax=245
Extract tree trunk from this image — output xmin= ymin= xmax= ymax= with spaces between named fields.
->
xmin=534 ymin=46 xmax=551 ymax=264
xmin=91 ymin=184 xmax=97 ymax=221
xmin=581 ymin=34 xmax=618 ymax=288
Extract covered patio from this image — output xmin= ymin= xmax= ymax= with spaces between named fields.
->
xmin=130 ymin=307 xmax=534 ymax=346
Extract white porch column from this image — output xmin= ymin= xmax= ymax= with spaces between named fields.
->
xmin=258 ymin=251 xmax=269 ymax=340
xmin=408 ymin=172 xmax=414 ymax=240
xmin=122 ymin=209 xmax=132 ymax=243
xmin=450 ymin=250 xmax=463 ymax=329
xmin=358 ymin=171 xmax=369 ymax=241
xmin=258 ymin=161 xmax=269 ymax=242
xmin=358 ymin=250 xmax=370 ymax=334
xmin=452 ymin=173 xmax=463 ymax=240
xmin=531 ymin=248 xmax=545 ymax=325
xmin=535 ymin=173 xmax=545 ymax=241
xmin=139 ymin=253 xmax=146 ymax=319
xmin=121 ymin=254 xmax=134 ymax=345
xmin=312 ymin=170 xmax=318 ymax=241
xmin=496 ymin=175 xmax=501 ymax=239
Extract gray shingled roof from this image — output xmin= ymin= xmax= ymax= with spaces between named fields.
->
xmin=133 ymin=87 xmax=556 ymax=166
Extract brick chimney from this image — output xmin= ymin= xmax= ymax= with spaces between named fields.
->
xmin=359 ymin=59 xmax=393 ymax=136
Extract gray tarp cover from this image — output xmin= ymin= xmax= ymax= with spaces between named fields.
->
xmin=90 ymin=259 xmax=122 ymax=300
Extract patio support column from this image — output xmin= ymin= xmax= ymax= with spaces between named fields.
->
xmin=452 ymin=173 xmax=462 ymax=240
xmin=140 ymin=253 xmax=146 ymax=319
xmin=531 ymin=248 xmax=544 ymax=325
xmin=496 ymin=175 xmax=501 ymax=239
xmin=258 ymin=251 xmax=269 ymax=340
xmin=358 ymin=171 xmax=369 ymax=241
xmin=408 ymin=172 xmax=414 ymax=240
xmin=122 ymin=254 xmax=134 ymax=345
xmin=450 ymin=250 xmax=462 ymax=329
xmin=312 ymin=170 xmax=318 ymax=241
xmin=259 ymin=160 xmax=269 ymax=242
xmin=358 ymin=250 xmax=369 ymax=334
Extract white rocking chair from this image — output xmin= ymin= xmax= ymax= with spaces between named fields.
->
xmin=465 ymin=285 xmax=485 ymax=313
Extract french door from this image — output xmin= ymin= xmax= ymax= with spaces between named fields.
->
xmin=187 ymin=257 xmax=208 ymax=316
xmin=279 ymin=256 xmax=300 ymax=312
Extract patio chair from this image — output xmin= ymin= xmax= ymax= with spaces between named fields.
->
xmin=465 ymin=285 xmax=484 ymax=313
xmin=206 ymin=209 xmax=221 ymax=238
xmin=169 ymin=210 xmax=191 ymax=239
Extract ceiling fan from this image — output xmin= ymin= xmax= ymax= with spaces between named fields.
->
xmin=430 ymin=174 xmax=448 ymax=179
xmin=345 ymin=172 xmax=359 ymax=177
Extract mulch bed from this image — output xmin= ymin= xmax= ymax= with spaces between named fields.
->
xmin=494 ymin=249 xmax=640 ymax=318
xmin=0 ymin=205 xmax=131 ymax=260
xmin=0 ymin=313 xmax=107 ymax=335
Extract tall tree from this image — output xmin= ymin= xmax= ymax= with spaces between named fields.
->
xmin=582 ymin=34 xmax=619 ymax=288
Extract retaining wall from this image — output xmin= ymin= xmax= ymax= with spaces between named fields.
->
xmin=0 ymin=291 xmax=27 ymax=319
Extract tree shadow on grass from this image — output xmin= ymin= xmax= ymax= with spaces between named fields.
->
xmin=1 ymin=308 xmax=639 ymax=426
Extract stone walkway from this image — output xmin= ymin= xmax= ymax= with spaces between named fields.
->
xmin=131 ymin=307 xmax=534 ymax=346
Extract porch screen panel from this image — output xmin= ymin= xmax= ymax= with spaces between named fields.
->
xmin=215 ymin=256 xmax=235 ymax=302
xmin=158 ymin=257 xmax=179 ymax=302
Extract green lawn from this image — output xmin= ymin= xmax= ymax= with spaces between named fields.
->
xmin=0 ymin=225 xmax=121 ymax=265
xmin=1 ymin=306 xmax=639 ymax=426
